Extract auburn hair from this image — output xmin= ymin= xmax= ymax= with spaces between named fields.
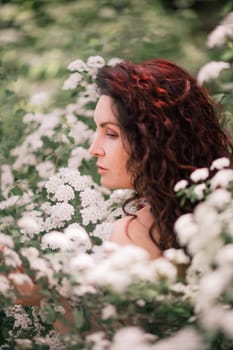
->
xmin=96 ymin=59 xmax=233 ymax=250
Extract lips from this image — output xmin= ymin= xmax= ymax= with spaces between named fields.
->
xmin=97 ymin=164 xmax=108 ymax=170
xmin=97 ymin=164 xmax=108 ymax=174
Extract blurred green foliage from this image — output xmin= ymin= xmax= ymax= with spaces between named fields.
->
xmin=0 ymin=0 xmax=232 ymax=161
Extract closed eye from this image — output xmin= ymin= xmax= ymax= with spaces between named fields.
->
xmin=106 ymin=129 xmax=118 ymax=138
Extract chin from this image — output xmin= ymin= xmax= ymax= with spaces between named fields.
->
xmin=100 ymin=179 xmax=116 ymax=189
xmin=101 ymin=178 xmax=132 ymax=190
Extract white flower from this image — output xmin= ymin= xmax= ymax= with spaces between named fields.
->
xmin=9 ymin=273 xmax=34 ymax=289
xmin=136 ymin=299 xmax=146 ymax=307
xmin=42 ymin=231 xmax=74 ymax=251
xmin=207 ymin=25 xmax=233 ymax=48
xmin=107 ymin=245 xmax=150 ymax=269
xmin=174 ymin=213 xmax=198 ymax=246
xmin=80 ymin=188 xmax=104 ymax=207
xmin=81 ymin=203 xmax=108 ymax=225
xmin=190 ymin=168 xmax=209 ymax=182
xmin=0 ymin=164 xmax=14 ymax=194
xmin=0 ymin=216 xmax=14 ymax=226
xmin=197 ymin=268 xmax=232 ymax=307
xmin=88 ymin=267 xmax=132 ymax=293
xmin=108 ymin=189 xmax=133 ymax=203
xmin=111 ymin=326 xmax=155 ymax=350
xmin=152 ymin=327 xmax=203 ymax=350
xmin=174 ymin=179 xmax=188 ymax=192
xmin=17 ymin=215 xmax=41 ymax=235
xmin=20 ymin=246 xmax=40 ymax=259
xmin=210 ymin=157 xmax=230 ymax=170
xmin=207 ymin=188 xmax=231 ymax=209
xmin=45 ymin=175 xmax=64 ymax=194
xmin=3 ymin=248 xmax=22 ymax=268
xmin=50 ymin=202 xmax=74 ymax=222
xmin=220 ymin=310 xmax=233 ymax=339
xmin=107 ymin=57 xmax=123 ymax=66
xmin=86 ymin=332 xmax=111 ymax=350
xmin=0 ymin=195 xmax=20 ymax=210
xmin=69 ymin=253 xmax=95 ymax=272
xmin=87 ymin=56 xmax=105 ymax=68
xmin=193 ymin=183 xmax=206 ymax=199
xmin=63 ymin=72 xmax=83 ymax=90
xmin=207 ymin=13 xmax=233 ymax=48
xmin=10 ymin=305 xmax=33 ymax=330
xmin=30 ymin=91 xmax=49 ymax=106
xmin=0 ymin=233 xmax=14 ymax=248
xmin=64 ymin=225 xmax=91 ymax=251
xmin=57 ymin=168 xmax=93 ymax=191
xmin=164 ymin=248 xmax=190 ymax=265
xmin=67 ymin=59 xmax=88 ymax=72
xmin=40 ymin=201 xmax=53 ymax=215
xmin=170 ymin=282 xmax=188 ymax=295
xmin=215 ymin=244 xmax=233 ymax=266
xmin=92 ymin=222 xmax=113 ymax=241
xmin=0 ymin=275 xmax=11 ymax=296
xmin=197 ymin=61 xmax=231 ymax=85
xmin=211 ymin=168 xmax=233 ymax=189
xmin=102 ymin=241 xmax=120 ymax=255
xmin=150 ymin=257 xmax=177 ymax=282
xmin=68 ymin=150 xmax=92 ymax=170
xmin=36 ymin=160 xmax=55 ymax=179
xmin=68 ymin=123 xmax=93 ymax=144
xmin=101 ymin=304 xmax=117 ymax=320
xmin=70 ymin=174 xmax=93 ymax=191
xmin=193 ymin=202 xmax=221 ymax=237
xmin=29 ymin=258 xmax=55 ymax=285
xmin=54 ymin=184 xmax=75 ymax=202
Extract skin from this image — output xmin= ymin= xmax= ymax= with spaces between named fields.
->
xmin=89 ymin=95 xmax=161 ymax=259
xmin=89 ymin=95 xmax=132 ymax=189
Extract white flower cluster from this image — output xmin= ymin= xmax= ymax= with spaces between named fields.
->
xmin=41 ymin=223 xmax=91 ymax=253
xmin=174 ymin=158 xmax=233 ymax=339
xmin=43 ymin=167 xmax=114 ymax=230
xmin=45 ymin=168 xmax=89 ymax=198
xmin=197 ymin=12 xmax=233 ymax=87
xmin=0 ymin=164 xmax=14 ymax=197
xmin=17 ymin=211 xmax=42 ymax=237
xmin=0 ymin=192 xmax=33 ymax=210
xmin=86 ymin=326 xmax=203 ymax=350
xmin=64 ymin=244 xmax=177 ymax=294
xmin=68 ymin=146 xmax=92 ymax=169
xmin=207 ymin=12 xmax=233 ymax=48
xmin=11 ymin=110 xmax=62 ymax=171
xmin=91 ymin=222 xmax=113 ymax=241
xmin=44 ymin=202 xmax=75 ymax=231
xmin=197 ymin=61 xmax=231 ymax=85
xmin=67 ymin=117 xmax=94 ymax=145
xmin=63 ymin=56 xmax=105 ymax=90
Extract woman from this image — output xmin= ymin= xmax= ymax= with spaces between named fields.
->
xmin=4 ymin=58 xmax=233 ymax=333
xmin=89 ymin=58 xmax=233 ymax=259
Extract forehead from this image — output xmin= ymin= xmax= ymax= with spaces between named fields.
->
xmin=94 ymin=95 xmax=118 ymax=124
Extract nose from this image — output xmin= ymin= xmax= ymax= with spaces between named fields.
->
xmin=88 ymin=136 xmax=105 ymax=157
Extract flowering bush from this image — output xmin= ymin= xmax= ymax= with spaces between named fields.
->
xmin=1 ymin=14 xmax=233 ymax=348
xmin=196 ymin=10 xmax=233 ymax=128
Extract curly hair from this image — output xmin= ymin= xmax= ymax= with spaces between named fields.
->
xmin=96 ymin=59 xmax=233 ymax=250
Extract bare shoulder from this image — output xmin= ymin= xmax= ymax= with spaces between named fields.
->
xmin=109 ymin=207 xmax=162 ymax=259
xmin=109 ymin=216 xmax=134 ymax=245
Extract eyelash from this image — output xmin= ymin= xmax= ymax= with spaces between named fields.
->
xmin=106 ymin=130 xmax=118 ymax=138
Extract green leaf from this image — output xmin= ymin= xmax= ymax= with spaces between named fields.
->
xmin=73 ymin=307 xmax=86 ymax=330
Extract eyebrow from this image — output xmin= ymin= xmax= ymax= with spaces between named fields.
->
xmin=98 ymin=121 xmax=120 ymax=127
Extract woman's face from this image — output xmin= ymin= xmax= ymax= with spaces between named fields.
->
xmin=89 ymin=95 xmax=133 ymax=189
